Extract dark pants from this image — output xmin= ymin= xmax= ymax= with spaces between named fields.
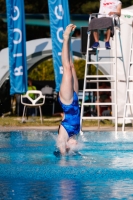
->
xmin=23 ymin=98 xmax=35 ymax=117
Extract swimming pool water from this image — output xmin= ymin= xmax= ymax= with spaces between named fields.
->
xmin=0 ymin=130 xmax=133 ymax=199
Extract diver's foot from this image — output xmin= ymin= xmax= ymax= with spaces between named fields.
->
xmin=63 ymin=24 xmax=76 ymax=40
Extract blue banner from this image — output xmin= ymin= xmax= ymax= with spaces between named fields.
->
xmin=6 ymin=0 xmax=27 ymax=95
xmin=48 ymin=0 xmax=70 ymax=92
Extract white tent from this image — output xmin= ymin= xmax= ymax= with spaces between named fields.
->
xmin=121 ymin=5 xmax=133 ymax=25
xmin=0 ymin=38 xmax=81 ymax=88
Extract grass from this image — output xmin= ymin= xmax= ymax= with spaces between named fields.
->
xmin=0 ymin=116 xmax=61 ymax=127
xmin=82 ymin=119 xmax=114 ymax=127
xmin=0 ymin=116 xmax=115 ymax=128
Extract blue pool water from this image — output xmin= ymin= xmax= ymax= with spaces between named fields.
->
xmin=0 ymin=130 xmax=133 ymax=199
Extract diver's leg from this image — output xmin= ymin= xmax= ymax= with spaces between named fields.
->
xmin=70 ymin=59 xmax=79 ymax=94
xmin=59 ymin=24 xmax=76 ymax=105
xmin=58 ymin=24 xmax=77 ymax=155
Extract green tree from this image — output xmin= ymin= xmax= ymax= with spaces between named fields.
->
xmin=0 ymin=0 xmax=132 ymax=49
xmin=0 ymin=0 xmax=7 ymax=50
xmin=0 ymin=19 xmax=7 ymax=49
xmin=29 ymin=59 xmax=55 ymax=80
xmin=29 ymin=58 xmax=86 ymax=80
xmin=24 ymin=0 xmax=48 ymax=13
xmin=28 ymin=58 xmax=102 ymax=81
xmin=69 ymin=0 xmax=133 ymax=13
xmin=0 ymin=0 xmax=6 ymax=12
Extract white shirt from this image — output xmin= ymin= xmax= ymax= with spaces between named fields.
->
xmin=99 ymin=0 xmax=122 ymax=17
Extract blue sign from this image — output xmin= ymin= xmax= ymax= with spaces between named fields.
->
xmin=6 ymin=0 xmax=27 ymax=95
xmin=48 ymin=0 xmax=70 ymax=92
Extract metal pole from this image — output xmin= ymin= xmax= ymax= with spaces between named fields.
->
xmin=96 ymin=49 xmax=100 ymax=129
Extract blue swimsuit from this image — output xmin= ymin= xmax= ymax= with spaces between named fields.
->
xmin=58 ymin=91 xmax=80 ymax=137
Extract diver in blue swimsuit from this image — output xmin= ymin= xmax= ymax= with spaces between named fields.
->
xmin=58 ymin=91 xmax=80 ymax=138
xmin=57 ymin=24 xmax=80 ymax=155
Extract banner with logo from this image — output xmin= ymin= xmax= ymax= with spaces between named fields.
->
xmin=48 ymin=0 xmax=70 ymax=92
xmin=6 ymin=0 xmax=27 ymax=95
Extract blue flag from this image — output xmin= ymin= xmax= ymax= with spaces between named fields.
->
xmin=48 ymin=0 xmax=70 ymax=92
xmin=6 ymin=0 xmax=27 ymax=95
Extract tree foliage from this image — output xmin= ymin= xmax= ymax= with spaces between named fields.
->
xmin=1 ymin=0 xmax=132 ymax=14
xmin=29 ymin=59 xmax=86 ymax=80
xmin=0 ymin=0 xmax=132 ymax=14
xmin=28 ymin=58 xmax=102 ymax=81
xmin=0 ymin=0 xmax=132 ymax=49
xmin=69 ymin=0 xmax=133 ymax=13
xmin=0 ymin=19 xmax=7 ymax=49
xmin=29 ymin=59 xmax=55 ymax=81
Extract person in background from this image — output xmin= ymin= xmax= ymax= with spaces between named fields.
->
xmin=27 ymin=78 xmax=37 ymax=116
xmin=28 ymin=78 xmax=36 ymax=99
xmin=95 ymin=82 xmax=111 ymax=116
xmin=88 ymin=0 xmax=122 ymax=49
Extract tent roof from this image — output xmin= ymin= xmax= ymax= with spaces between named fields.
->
xmin=121 ymin=5 xmax=133 ymax=24
xmin=122 ymin=5 xmax=133 ymax=11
